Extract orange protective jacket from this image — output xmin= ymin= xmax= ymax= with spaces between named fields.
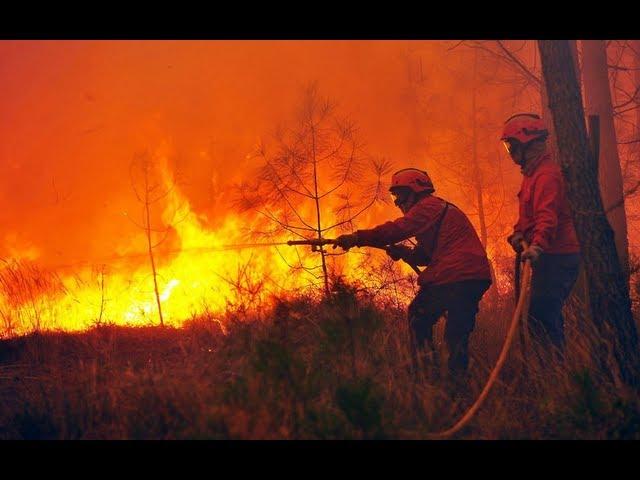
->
xmin=514 ymin=153 xmax=580 ymax=254
xmin=355 ymin=195 xmax=492 ymax=286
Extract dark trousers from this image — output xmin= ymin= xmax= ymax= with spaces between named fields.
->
xmin=408 ymin=279 xmax=491 ymax=374
xmin=528 ymin=253 xmax=581 ymax=358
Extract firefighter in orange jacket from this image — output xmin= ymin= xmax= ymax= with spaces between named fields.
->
xmin=501 ymin=113 xmax=581 ymax=359
xmin=333 ymin=169 xmax=492 ymax=375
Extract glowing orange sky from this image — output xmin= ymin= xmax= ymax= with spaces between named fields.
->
xmin=4 ymin=40 xmax=632 ymax=271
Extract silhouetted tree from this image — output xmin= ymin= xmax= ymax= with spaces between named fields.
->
xmin=128 ymin=151 xmax=185 ymax=326
xmin=236 ymin=84 xmax=388 ymax=296
xmin=538 ymin=40 xmax=640 ymax=387
xmin=582 ymin=40 xmax=630 ymax=276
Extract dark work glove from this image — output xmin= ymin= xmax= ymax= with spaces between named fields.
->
xmin=521 ymin=244 xmax=543 ymax=264
xmin=385 ymin=244 xmax=413 ymax=262
xmin=507 ymin=232 xmax=525 ymax=254
xmin=333 ymin=233 xmax=359 ymax=251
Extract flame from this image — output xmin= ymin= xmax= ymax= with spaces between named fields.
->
xmin=0 ymin=156 xmax=376 ymax=336
xmin=0 ymin=148 xmax=522 ymax=337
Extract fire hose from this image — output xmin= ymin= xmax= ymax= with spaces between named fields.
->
xmin=39 ymin=235 xmax=533 ymax=438
xmin=286 ymin=238 xmax=422 ymax=275
xmin=290 ymin=237 xmax=534 ymax=438
xmin=425 ymin=240 xmax=532 ymax=439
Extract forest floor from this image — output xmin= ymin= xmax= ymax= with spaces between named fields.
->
xmin=1 ymin=282 xmax=639 ymax=439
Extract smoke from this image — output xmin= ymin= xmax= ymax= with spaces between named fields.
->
xmin=0 ymin=40 xmax=528 ymax=269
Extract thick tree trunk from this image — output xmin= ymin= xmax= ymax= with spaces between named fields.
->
xmin=541 ymin=41 xmax=580 ymax=162
xmin=565 ymin=42 xmax=592 ymax=324
xmin=542 ymin=41 xmax=591 ymax=329
xmin=538 ymin=40 xmax=639 ymax=387
xmin=581 ymin=40 xmax=630 ymax=277
xmin=635 ymin=40 xmax=640 ymax=185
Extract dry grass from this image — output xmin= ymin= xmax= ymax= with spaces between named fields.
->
xmin=1 ymin=278 xmax=638 ymax=440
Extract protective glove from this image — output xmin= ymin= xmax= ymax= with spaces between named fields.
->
xmin=385 ymin=244 xmax=414 ymax=262
xmin=507 ymin=231 xmax=525 ymax=254
xmin=521 ymin=244 xmax=543 ymax=264
xmin=332 ymin=233 xmax=359 ymax=251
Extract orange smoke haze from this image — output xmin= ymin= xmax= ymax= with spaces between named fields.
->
xmin=0 ymin=40 xmax=564 ymax=334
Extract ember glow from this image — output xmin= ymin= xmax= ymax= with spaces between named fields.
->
xmin=0 ymin=145 xmax=395 ymax=334
xmin=0 ymin=158 xmax=350 ymax=333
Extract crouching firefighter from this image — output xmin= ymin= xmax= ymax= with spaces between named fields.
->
xmin=501 ymin=113 xmax=581 ymax=363
xmin=333 ymin=168 xmax=492 ymax=377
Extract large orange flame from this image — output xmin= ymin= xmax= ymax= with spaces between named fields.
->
xmin=0 ymin=153 xmax=398 ymax=336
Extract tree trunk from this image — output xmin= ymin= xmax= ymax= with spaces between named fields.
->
xmin=557 ymin=41 xmax=591 ymax=328
xmin=471 ymin=51 xmax=487 ymax=250
xmin=635 ymin=40 xmax=640 ymax=190
xmin=470 ymin=50 xmax=498 ymax=299
xmin=144 ymin=168 xmax=164 ymax=327
xmin=581 ymin=40 xmax=630 ymax=277
xmin=538 ymin=40 xmax=639 ymax=387
xmin=541 ymin=41 xmax=580 ymax=163
xmin=311 ymin=125 xmax=330 ymax=296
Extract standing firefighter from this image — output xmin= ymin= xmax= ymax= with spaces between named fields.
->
xmin=501 ymin=113 xmax=581 ymax=361
xmin=333 ymin=168 xmax=492 ymax=377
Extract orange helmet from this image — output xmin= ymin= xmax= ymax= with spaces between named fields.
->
xmin=389 ymin=168 xmax=434 ymax=194
xmin=501 ymin=113 xmax=549 ymax=145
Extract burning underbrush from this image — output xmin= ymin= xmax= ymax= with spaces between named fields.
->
xmin=1 ymin=278 xmax=638 ymax=440
xmin=0 ymin=150 xmax=415 ymax=338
